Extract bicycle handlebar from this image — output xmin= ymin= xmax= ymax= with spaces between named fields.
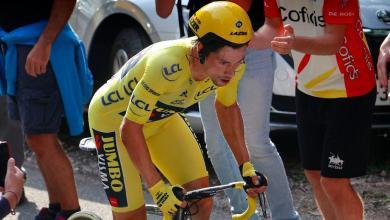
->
xmin=162 ymin=181 xmax=258 ymax=220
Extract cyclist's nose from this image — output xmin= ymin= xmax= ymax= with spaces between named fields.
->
xmin=224 ymin=69 xmax=235 ymax=78
xmin=225 ymin=65 xmax=236 ymax=78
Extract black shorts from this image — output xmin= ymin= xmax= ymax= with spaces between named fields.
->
xmin=296 ymin=88 xmax=376 ymax=178
xmin=7 ymin=45 xmax=63 ymax=135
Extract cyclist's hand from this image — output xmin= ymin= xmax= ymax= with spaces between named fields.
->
xmin=148 ymin=180 xmax=185 ymax=215
xmin=240 ymin=161 xmax=268 ymax=197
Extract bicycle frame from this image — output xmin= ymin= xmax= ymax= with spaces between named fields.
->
xmin=162 ymin=181 xmax=257 ymax=220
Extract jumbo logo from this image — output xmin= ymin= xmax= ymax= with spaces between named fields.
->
xmin=162 ymin=64 xmax=182 ymax=81
xmin=93 ymin=129 xmax=128 ymax=207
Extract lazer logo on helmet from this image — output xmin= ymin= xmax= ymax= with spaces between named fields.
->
xmin=93 ymin=129 xmax=128 ymax=207
xmin=280 ymin=6 xmax=325 ymax=27
xmin=230 ymin=31 xmax=247 ymax=36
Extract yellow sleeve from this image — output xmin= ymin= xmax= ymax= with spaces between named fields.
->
xmin=215 ymin=64 xmax=246 ymax=106
xmin=124 ymin=51 xmax=182 ymax=124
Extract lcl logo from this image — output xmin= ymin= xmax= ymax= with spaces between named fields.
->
xmin=377 ymin=9 xmax=390 ymax=23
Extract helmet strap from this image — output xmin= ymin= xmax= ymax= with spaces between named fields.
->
xmin=198 ymin=50 xmax=205 ymax=64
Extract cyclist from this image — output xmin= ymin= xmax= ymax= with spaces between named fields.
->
xmin=88 ymin=2 xmax=266 ymax=219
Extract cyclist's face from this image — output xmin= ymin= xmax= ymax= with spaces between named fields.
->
xmin=205 ymin=45 xmax=246 ymax=86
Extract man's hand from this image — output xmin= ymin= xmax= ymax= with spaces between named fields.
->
xmin=148 ymin=180 xmax=185 ymax=215
xmin=25 ymin=37 xmax=52 ymax=77
xmin=271 ymin=24 xmax=295 ymax=55
xmin=240 ymin=161 xmax=267 ymax=197
xmin=377 ymin=35 xmax=390 ymax=91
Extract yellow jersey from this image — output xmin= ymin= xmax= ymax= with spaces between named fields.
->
xmin=89 ymin=37 xmax=245 ymax=124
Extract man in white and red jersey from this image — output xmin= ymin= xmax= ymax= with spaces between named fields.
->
xmin=249 ymin=0 xmax=385 ymax=219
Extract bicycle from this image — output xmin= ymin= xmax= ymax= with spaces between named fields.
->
xmin=74 ymin=137 xmax=271 ymax=220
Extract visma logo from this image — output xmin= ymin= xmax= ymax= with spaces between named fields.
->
xmin=162 ymin=63 xmax=182 ymax=81
xmin=93 ymin=129 xmax=128 ymax=207
xmin=280 ymin=6 xmax=325 ymax=27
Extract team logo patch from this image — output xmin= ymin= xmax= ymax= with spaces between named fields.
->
xmin=161 ymin=63 xmax=182 ymax=81
xmin=93 ymin=129 xmax=128 ymax=207
xmin=236 ymin=21 xmax=242 ymax=28
xmin=328 ymin=153 xmax=344 ymax=170
xmin=194 ymin=85 xmax=217 ymax=100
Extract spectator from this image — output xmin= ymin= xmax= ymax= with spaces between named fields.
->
xmin=254 ymin=0 xmax=379 ymax=219
xmin=0 ymin=158 xmax=25 ymax=219
xmin=0 ymin=0 xmax=93 ymax=219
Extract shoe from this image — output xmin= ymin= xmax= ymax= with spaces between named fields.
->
xmin=34 ymin=207 xmax=58 ymax=220
xmin=79 ymin=137 xmax=96 ymax=152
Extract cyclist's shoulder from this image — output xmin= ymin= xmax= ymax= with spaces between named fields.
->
xmin=145 ymin=39 xmax=193 ymax=83
xmin=149 ymin=38 xmax=193 ymax=58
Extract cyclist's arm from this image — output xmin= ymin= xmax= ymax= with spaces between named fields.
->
xmin=120 ymin=119 xmax=161 ymax=187
xmin=214 ymin=67 xmax=249 ymax=165
xmin=215 ymin=101 xmax=249 ymax=165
